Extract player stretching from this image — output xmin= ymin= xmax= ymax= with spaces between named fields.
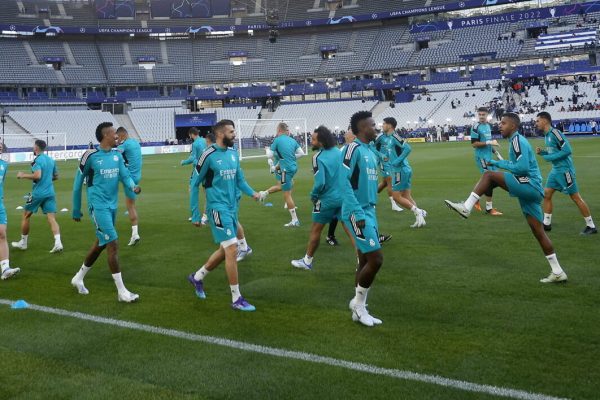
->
xmin=445 ymin=113 xmax=568 ymax=283
xmin=71 ymin=122 xmax=141 ymax=302
xmin=12 ymin=140 xmax=63 ymax=253
xmin=181 ymin=128 xmax=207 ymax=223
xmin=0 ymin=144 xmax=20 ymax=280
xmin=471 ymin=107 xmax=503 ymax=215
xmin=188 ymin=120 xmax=264 ymax=311
xmin=291 ymin=126 xmax=347 ymax=270
xmin=535 ymin=112 xmax=597 ymax=235
xmin=386 ymin=119 xmax=427 ymax=228
xmin=375 ymin=118 xmax=403 ymax=212
xmin=343 ymin=111 xmax=385 ymax=327
xmin=117 ymin=127 xmax=143 ymax=246
xmin=263 ymin=122 xmax=305 ymax=227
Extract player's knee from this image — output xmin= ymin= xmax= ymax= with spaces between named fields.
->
xmin=0 ymin=231 xmax=6 ymax=241
xmin=370 ymin=251 xmax=383 ymax=268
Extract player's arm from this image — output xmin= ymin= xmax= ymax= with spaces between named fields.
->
xmin=294 ymin=145 xmax=305 ymax=159
xmin=17 ymin=160 xmax=42 ymax=181
xmin=340 ymin=145 xmax=366 ymax=223
xmin=490 ymin=137 xmax=529 ymax=175
xmin=310 ymin=156 xmax=326 ymax=203
xmin=391 ymin=141 xmax=412 ymax=167
xmin=72 ymin=155 xmax=90 ymax=221
xmin=190 ymin=152 xmax=212 ymax=223
xmin=117 ymin=154 xmax=139 ymax=193
xmin=236 ymin=164 xmax=257 ymax=199
xmin=180 ymin=143 xmax=197 ymax=166
xmin=52 ymin=162 xmax=59 ymax=181
xmin=542 ymin=132 xmax=572 ymax=162
xmin=369 ymin=141 xmax=386 ymax=162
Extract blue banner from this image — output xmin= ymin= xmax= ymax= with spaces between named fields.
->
xmin=95 ymin=0 xmax=115 ymax=19
xmin=115 ymin=0 xmax=135 ymax=18
xmin=228 ymin=51 xmax=248 ymax=57
xmin=175 ymin=113 xmax=217 ymax=128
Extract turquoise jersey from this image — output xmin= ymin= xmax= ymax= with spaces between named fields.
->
xmin=0 ymin=160 xmax=7 ymax=203
xmin=72 ymin=148 xmax=136 ymax=218
xmin=117 ymin=138 xmax=143 ymax=179
xmin=373 ymin=133 xmax=393 ymax=164
xmin=539 ymin=128 xmax=574 ymax=173
xmin=471 ymin=122 xmax=493 ymax=161
xmin=340 ymin=139 xmax=379 ymax=221
xmin=493 ymin=132 xmax=543 ymax=195
xmin=31 ymin=153 xmax=57 ymax=198
xmin=310 ymin=147 xmax=343 ymax=209
xmin=190 ymin=144 xmax=254 ymax=212
xmin=389 ymin=132 xmax=412 ymax=171
xmin=270 ymin=134 xmax=300 ymax=172
xmin=181 ymin=137 xmax=207 ymax=169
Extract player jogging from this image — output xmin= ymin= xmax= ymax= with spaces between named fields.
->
xmin=12 ymin=140 xmax=63 ymax=253
xmin=188 ymin=120 xmax=265 ymax=311
xmin=445 ymin=113 xmax=568 ymax=283
xmin=342 ymin=111 xmax=385 ymax=327
xmin=71 ymin=122 xmax=142 ymax=302
xmin=181 ymin=127 xmax=207 ymax=222
xmin=375 ymin=118 xmax=403 ymax=212
xmin=534 ymin=112 xmax=596 ymax=235
xmin=117 ymin=127 xmax=143 ymax=246
xmin=0 ymin=144 xmax=20 ymax=281
xmin=471 ymin=107 xmax=503 ymax=215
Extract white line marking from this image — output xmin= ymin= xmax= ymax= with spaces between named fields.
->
xmin=0 ymin=299 xmax=569 ymax=400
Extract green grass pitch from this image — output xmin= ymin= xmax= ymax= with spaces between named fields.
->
xmin=0 ymin=138 xmax=599 ymax=399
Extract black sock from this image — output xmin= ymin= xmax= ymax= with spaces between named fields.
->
xmin=328 ymin=218 xmax=338 ymax=237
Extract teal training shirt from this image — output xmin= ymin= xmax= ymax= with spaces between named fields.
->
xmin=471 ymin=122 xmax=493 ymax=161
xmin=31 ymin=153 xmax=57 ymax=198
xmin=181 ymin=137 xmax=207 ymax=170
xmin=190 ymin=144 xmax=254 ymax=212
xmin=539 ymin=128 xmax=574 ymax=173
xmin=340 ymin=139 xmax=379 ymax=221
xmin=0 ymin=160 xmax=7 ymax=206
xmin=310 ymin=147 xmax=343 ymax=209
xmin=493 ymin=132 xmax=544 ymax=195
xmin=270 ymin=134 xmax=300 ymax=172
xmin=389 ymin=132 xmax=412 ymax=171
xmin=374 ymin=132 xmax=393 ymax=164
xmin=118 ymin=138 xmax=143 ymax=179
xmin=72 ymin=148 xmax=136 ymax=218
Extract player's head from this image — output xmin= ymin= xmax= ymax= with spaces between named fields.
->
xmin=188 ymin=127 xmax=199 ymax=139
xmin=205 ymin=132 xmax=216 ymax=146
xmin=312 ymin=125 xmax=335 ymax=151
xmin=477 ymin=107 xmax=489 ymax=123
xmin=535 ymin=112 xmax=552 ymax=132
xmin=33 ymin=139 xmax=47 ymax=155
xmin=277 ymin=122 xmax=289 ymax=136
xmin=116 ymin=126 xmax=128 ymax=142
xmin=213 ymin=119 xmax=235 ymax=148
xmin=0 ymin=142 xmax=5 ymax=154
xmin=344 ymin=126 xmax=356 ymax=144
xmin=382 ymin=117 xmax=397 ymax=134
xmin=350 ymin=111 xmax=376 ymax=143
xmin=499 ymin=113 xmax=520 ymax=138
xmin=95 ymin=122 xmax=117 ymax=147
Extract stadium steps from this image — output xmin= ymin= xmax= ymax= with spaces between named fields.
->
xmin=370 ymin=101 xmax=391 ymax=119
xmin=122 ymin=42 xmax=133 ymax=65
xmin=21 ymin=41 xmax=38 ymax=65
xmin=114 ymin=114 xmax=141 ymax=141
xmin=160 ymin=41 xmax=169 ymax=64
xmin=4 ymin=115 xmax=31 ymax=135
xmin=62 ymin=42 xmax=77 ymax=65
xmin=519 ymin=38 xmax=537 ymax=56
xmin=54 ymin=69 xmax=67 ymax=85
xmin=406 ymin=50 xmax=422 ymax=68
xmin=424 ymin=92 xmax=451 ymax=124
xmin=303 ymin=34 xmax=318 ymax=56
xmin=250 ymin=110 xmax=275 ymax=138
xmin=145 ymin=69 xmax=154 ymax=84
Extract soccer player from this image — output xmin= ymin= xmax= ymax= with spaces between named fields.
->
xmin=117 ymin=127 xmax=143 ymax=246
xmin=342 ymin=111 xmax=385 ymax=327
xmin=0 ymin=144 xmax=20 ymax=280
xmin=188 ymin=120 xmax=265 ymax=311
xmin=263 ymin=122 xmax=305 ymax=227
xmin=12 ymin=140 xmax=63 ymax=253
xmin=291 ymin=126 xmax=346 ymax=270
xmin=387 ymin=123 xmax=427 ymax=228
xmin=71 ymin=122 xmax=141 ymax=302
xmin=375 ymin=118 xmax=403 ymax=212
xmin=535 ymin=112 xmax=596 ymax=235
xmin=181 ymin=127 xmax=207 ymax=222
xmin=445 ymin=113 xmax=568 ymax=283
xmin=470 ymin=107 xmax=503 ymax=215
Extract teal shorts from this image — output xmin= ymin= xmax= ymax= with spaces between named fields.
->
xmin=475 ymin=157 xmax=497 ymax=174
xmin=0 ymin=206 xmax=6 ymax=225
xmin=89 ymin=207 xmax=118 ymax=246
xmin=505 ymin=173 xmax=544 ymax=222
xmin=208 ymin=208 xmax=238 ymax=246
xmin=392 ymin=168 xmax=412 ymax=192
xmin=25 ymin=195 xmax=57 ymax=214
xmin=124 ymin=174 xmax=141 ymax=200
xmin=380 ymin=162 xmax=391 ymax=178
xmin=343 ymin=206 xmax=381 ymax=254
xmin=546 ymin=169 xmax=578 ymax=195
xmin=276 ymin=168 xmax=296 ymax=192
xmin=312 ymin=201 xmax=341 ymax=225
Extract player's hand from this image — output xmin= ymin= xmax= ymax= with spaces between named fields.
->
xmin=73 ymin=217 xmax=81 ymax=222
xmin=269 ymin=165 xmax=276 ymax=174
xmin=488 ymin=140 xmax=499 ymax=147
xmin=252 ymin=192 xmax=261 ymax=201
xmin=356 ymin=219 xmax=366 ymax=229
xmin=192 ymin=221 xmax=201 ymax=227
xmin=382 ymin=156 xmax=389 ymax=162
xmin=133 ymin=186 xmax=141 ymax=194
xmin=16 ymin=172 xmax=24 ymax=179
xmin=536 ymin=147 xmax=542 ymax=154
xmin=311 ymin=196 xmax=318 ymax=205
xmin=486 ymin=159 xmax=498 ymax=167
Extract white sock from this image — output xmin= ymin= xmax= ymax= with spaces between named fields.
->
xmin=0 ymin=259 xmax=9 ymax=273
xmin=21 ymin=234 xmax=28 ymax=245
xmin=194 ymin=266 xmax=209 ymax=281
xmin=585 ymin=216 xmax=595 ymax=229
xmin=112 ymin=272 xmax=127 ymax=293
xmin=354 ymin=284 xmax=369 ymax=306
xmin=132 ymin=225 xmax=139 ymax=236
xmin=54 ymin=234 xmax=61 ymax=245
xmin=410 ymin=205 xmax=419 ymax=215
xmin=486 ymin=201 xmax=493 ymax=211
xmin=544 ymin=213 xmax=552 ymax=226
xmin=289 ymin=207 xmax=298 ymax=222
xmin=74 ymin=264 xmax=91 ymax=281
xmin=546 ymin=254 xmax=564 ymax=275
xmin=238 ymin=238 xmax=248 ymax=252
xmin=230 ymin=284 xmax=241 ymax=302
xmin=389 ymin=197 xmax=395 ymax=206
xmin=464 ymin=192 xmax=480 ymax=211
xmin=303 ymin=254 xmax=313 ymax=265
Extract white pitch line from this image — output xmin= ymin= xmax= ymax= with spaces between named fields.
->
xmin=0 ymin=299 xmax=569 ymax=400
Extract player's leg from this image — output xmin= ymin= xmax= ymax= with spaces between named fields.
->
xmin=71 ymin=238 xmax=105 ymax=295
xmin=222 ymin=240 xmax=255 ymax=311
xmin=125 ymin=197 xmax=141 ymax=246
xmin=445 ymin=171 xmax=508 ymax=218
xmin=12 ymin=211 xmax=33 ymax=250
xmin=542 ymin=188 xmax=556 ymax=230
xmin=0 ymin=221 xmax=20 ymax=280
xmin=46 ymin=212 xmax=63 ymax=253
xmin=326 ymin=217 xmax=339 ymax=246
xmin=392 ymin=170 xmax=426 ymax=227
xmin=292 ymin=222 xmax=325 ymax=270
xmin=236 ymin=222 xmax=253 ymax=262
xmin=569 ymin=192 xmax=597 ymax=235
xmin=282 ymin=174 xmax=299 ymax=226
xmin=524 ymin=213 xmax=567 ymax=283
xmin=105 ymin=239 xmax=139 ymax=302
xmin=377 ymin=177 xmax=387 ymax=193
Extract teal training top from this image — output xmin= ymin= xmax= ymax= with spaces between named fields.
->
xmin=0 ymin=160 xmax=7 ymax=205
xmin=118 ymin=138 xmax=143 ymax=179
xmin=389 ymin=132 xmax=412 ymax=171
xmin=471 ymin=122 xmax=493 ymax=161
xmin=181 ymin=137 xmax=207 ymax=171
xmin=270 ymin=134 xmax=300 ymax=172
xmin=31 ymin=153 xmax=57 ymax=198
xmin=310 ymin=147 xmax=343 ymax=209
xmin=491 ymin=132 xmax=543 ymax=195
xmin=340 ymin=139 xmax=379 ymax=221
xmin=539 ymin=128 xmax=574 ymax=173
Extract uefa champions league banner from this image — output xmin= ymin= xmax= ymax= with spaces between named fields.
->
xmin=410 ymin=1 xmax=600 ymax=33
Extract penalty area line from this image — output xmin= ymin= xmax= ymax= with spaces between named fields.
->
xmin=0 ymin=299 xmax=569 ymax=400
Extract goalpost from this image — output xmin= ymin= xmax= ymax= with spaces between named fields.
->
xmin=0 ymin=133 xmax=68 ymax=162
xmin=236 ymin=118 xmax=308 ymax=160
